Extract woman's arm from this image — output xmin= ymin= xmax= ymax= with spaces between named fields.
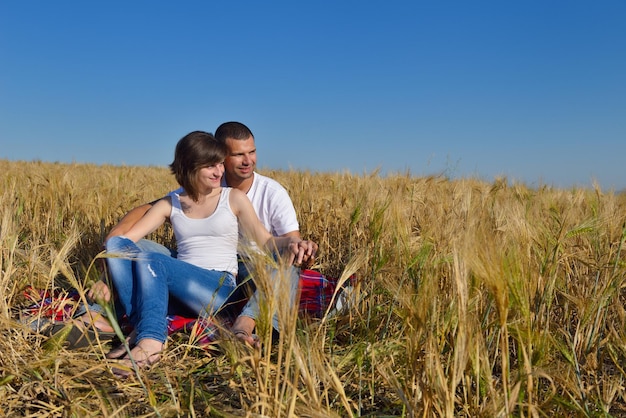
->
xmin=230 ymin=189 xmax=317 ymax=265
xmin=91 ymin=198 xmax=170 ymax=303
xmin=269 ymin=235 xmax=318 ymax=266
xmin=121 ymin=197 xmax=172 ymax=243
xmin=105 ymin=201 xmax=158 ymax=241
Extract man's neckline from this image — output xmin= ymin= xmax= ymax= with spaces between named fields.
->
xmin=224 ymin=172 xmax=255 ymax=194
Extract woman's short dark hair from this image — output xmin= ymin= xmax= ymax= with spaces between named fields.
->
xmin=169 ymin=131 xmax=227 ymax=201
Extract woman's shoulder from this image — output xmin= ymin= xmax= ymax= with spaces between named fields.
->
xmin=227 ymin=187 xmax=251 ymax=211
xmin=227 ymin=187 xmax=247 ymax=201
xmin=155 ymin=195 xmax=173 ymax=208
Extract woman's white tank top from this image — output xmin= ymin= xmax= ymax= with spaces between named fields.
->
xmin=168 ymin=187 xmax=238 ymax=275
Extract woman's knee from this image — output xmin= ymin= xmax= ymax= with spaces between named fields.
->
xmin=105 ymin=236 xmax=136 ymax=253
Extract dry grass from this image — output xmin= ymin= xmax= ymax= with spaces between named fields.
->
xmin=1 ymin=159 xmax=626 ymax=417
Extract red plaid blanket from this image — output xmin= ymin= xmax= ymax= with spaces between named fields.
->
xmin=22 ymin=269 xmax=349 ymax=346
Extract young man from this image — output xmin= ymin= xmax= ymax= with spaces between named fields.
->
xmin=87 ymin=121 xmax=315 ymax=346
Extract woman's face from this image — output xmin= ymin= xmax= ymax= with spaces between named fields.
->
xmin=197 ymin=162 xmax=225 ymax=189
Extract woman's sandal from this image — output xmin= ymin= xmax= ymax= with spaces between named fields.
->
xmin=106 ymin=330 xmax=137 ymax=359
xmin=43 ymin=321 xmax=116 ymax=349
xmin=232 ymin=329 xmax=261 ymax=349
xmin=106 ymin=343 xmax=131 ymax=360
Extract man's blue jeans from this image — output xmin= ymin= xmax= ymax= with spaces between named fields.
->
xmin=105 ymin=236 xmax=236 ymax=343
xmin=239 ymin=264 xmax=300 ymax=332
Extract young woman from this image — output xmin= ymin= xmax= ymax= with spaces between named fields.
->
xmin=106 ymin=131 xmax=316 ymax=376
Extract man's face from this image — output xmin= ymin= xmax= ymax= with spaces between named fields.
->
xmin=224 ymin=136 xmax=257 ymax=181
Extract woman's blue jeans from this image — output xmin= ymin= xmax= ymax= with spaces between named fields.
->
xmin=105 ymin=236 xmax=236 ymax=344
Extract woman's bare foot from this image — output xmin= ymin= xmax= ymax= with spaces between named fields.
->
xmin=77 ymin=311 xmax=115 ymax=333
xmin=90 ymin=314 xmax=115 ymax=333
xmin=111 ymin=338 xmax=164 ymax=378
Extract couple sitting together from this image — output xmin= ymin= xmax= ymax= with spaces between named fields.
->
xmin=70 ymin=121 xmax=317 ymax=377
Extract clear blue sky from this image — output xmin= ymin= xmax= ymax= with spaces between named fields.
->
xmin=1 ymin=1 xmax=624 ymax=190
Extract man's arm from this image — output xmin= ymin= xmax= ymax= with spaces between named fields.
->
xmin=104 ymin=199 xmax=160 ymax=241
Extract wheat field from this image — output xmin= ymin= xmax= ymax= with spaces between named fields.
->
xmin=1 ymin=159 xmax=625 ymax=417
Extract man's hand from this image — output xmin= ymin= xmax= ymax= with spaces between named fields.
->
xmin=288 ymin=240 xmax=318 ymax=267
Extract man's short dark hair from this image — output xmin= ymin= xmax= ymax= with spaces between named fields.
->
xmin=215 ymin=121 xmax=254 ymax=144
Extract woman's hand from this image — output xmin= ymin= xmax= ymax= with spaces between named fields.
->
xmin=87 ymin=279 xmax=112 ymax=304
xmin=287 ymin=239 xmax=318 ymax=267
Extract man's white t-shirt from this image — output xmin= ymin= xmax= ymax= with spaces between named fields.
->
xmin=239 ymin=172 xmax=299 ymax=237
